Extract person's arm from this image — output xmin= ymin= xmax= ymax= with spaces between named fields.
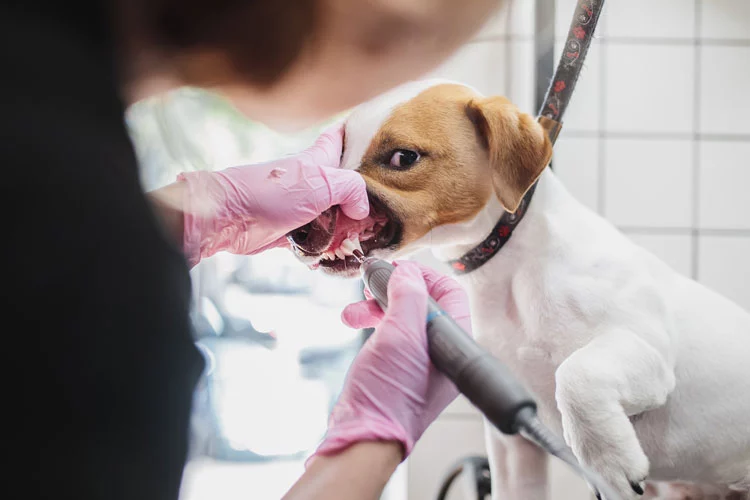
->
xmin=147 ymin=181 xmax=186 ymax=248
xmin=283 ymin=442 xmax=401 ymax=500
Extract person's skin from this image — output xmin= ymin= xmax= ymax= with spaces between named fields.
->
xmin=283 ymin=442 xmax=402 ymax=500
xmin=116 ymin=0 xmax=502 ymax=129
xmin=148 ymin=182 xmax=186 ymax=248
xmin=115 ymin=0 xmax=504 ymax=497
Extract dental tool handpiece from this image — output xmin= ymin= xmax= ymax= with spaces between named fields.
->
xmin=352 ymin=249 xmax=536 ymax=435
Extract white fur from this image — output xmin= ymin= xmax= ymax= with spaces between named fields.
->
xmin=451 ymin=169 xmax=750 ymax=499
xmin=344 ymin=82 xmax=750 ymax=500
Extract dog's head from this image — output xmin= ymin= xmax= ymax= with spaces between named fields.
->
xmin=288 ymin=80 xmax=553 ymax=277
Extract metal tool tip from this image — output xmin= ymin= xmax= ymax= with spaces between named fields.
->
xmin=352 ymin=249 xmax=365 ymax=263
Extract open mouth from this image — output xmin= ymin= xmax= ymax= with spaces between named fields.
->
xmin=287 ymin=192 xmax=402 ymax=276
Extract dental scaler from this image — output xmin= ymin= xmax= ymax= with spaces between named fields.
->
xmin=349 ymin=248 xmax=621 ymax=500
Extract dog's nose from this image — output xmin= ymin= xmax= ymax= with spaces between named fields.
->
xmin=287 ymin=219 xmax=334 ymax=255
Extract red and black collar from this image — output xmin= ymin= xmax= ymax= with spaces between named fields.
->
xmin=446 ymin=182 xmax=537 ymax=275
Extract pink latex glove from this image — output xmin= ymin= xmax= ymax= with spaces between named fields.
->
xmin=178 ymin=124 xmax=368 ymax=267
xmin=311 ymin=261 xmax=472 ymax=462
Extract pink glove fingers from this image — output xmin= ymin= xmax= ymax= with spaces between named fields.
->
xmin=178 ymin=123 xmax=369 ymax=265
xmin=299 ymin=123 xmax=345 ymax=168
xmin=312 ymin=262 xmax=471 ymax=463
xmin=341 ymin=299 xmax=384 ymax=329
xmin=323 ymin=168 xmax=369 ymax=220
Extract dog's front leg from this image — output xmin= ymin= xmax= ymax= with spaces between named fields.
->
xmin=555 ymin=330 xmax=676 ymax=500
xmin=485 ymin=421 xmax=549 ymax=500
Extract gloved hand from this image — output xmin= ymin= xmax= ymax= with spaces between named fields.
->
xmin=178 ymin=124 xmax=368 ymax=267
xmin=311 ymin=261 xmax=472 ymax=462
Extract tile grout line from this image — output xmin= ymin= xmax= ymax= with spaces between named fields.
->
xmin=548 ymin=36 xmax=750 ymax=46
xmin=561 ymin=131 xmax=750 ymax=141
xmin=505 ymin=0 xmax=514 ymax=104
xmin=691 ymin=0 xmax=703 ymax=281
xmin=597 ymin=11 xmax=608 ymax=216
xmin=601 ymin=36 xmax=749 ymax=46
xmin=620 ymin=227 xmax=750 ymax=237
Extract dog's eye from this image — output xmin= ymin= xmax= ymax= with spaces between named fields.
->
xmin=389 ymin=149 xmax=420 ymax=169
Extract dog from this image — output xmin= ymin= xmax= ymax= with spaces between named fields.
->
xmin=287 ymin=79 xmax=750 ymax=500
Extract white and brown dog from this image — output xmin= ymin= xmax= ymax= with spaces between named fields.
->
xmin=288 ymin=80 xmax=750 ymax=500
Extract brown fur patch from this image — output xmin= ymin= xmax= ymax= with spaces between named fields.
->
xmin=466 ymin=96 xmax=553 ymax=212
xmin=357 ymin=84 xmax=493 ymax=245
xmin=356 ymin=83 xmax=552 ymax=248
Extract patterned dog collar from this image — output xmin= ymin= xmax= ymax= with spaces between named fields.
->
xmin=446 ymin=182 xmax=537 ymax=275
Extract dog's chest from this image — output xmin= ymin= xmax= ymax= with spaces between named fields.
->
xmin=461 ymin=261 xmax=608 ymax=427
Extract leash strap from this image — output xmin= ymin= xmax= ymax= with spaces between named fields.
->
xmin=538 ymin=0 xmax=606 ymax=145
xmin=448 ymin=0 xmax=605 ymax=275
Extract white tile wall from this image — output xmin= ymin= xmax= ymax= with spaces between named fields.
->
xmin=511 ymin=40 xmax=538 ymax=114
xmin=700 ymin=0 xmax=750 ymax=40
xmin=698 ymin=141 xmax=750 ymax=230
xmin=626 ymin=233 xmax=694 ymax=277
xmin=604 ymin=139 xmax=693 ymax=228
xmin=699 ymin=46 xmax=750 ymax=135
xmin=698 ymin=236 xmax=750 ymax=308
xmin=604 ymin=44 xmax=695 ymax=134
xmin=552 ymin=137 xmax=600 ymax=211
xmin=550 ymin=0 xmax=750 ymax=295
xmin=604 ymin=0 xmax=696 ymax=39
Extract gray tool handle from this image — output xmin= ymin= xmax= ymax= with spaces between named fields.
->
xmin=361 ymin=259 xmax=537 ymax=434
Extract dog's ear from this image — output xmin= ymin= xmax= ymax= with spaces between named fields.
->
xmin=466 ymin=96 xmax=553 ymax=213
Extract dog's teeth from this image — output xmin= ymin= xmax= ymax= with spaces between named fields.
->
xmin=335 ymin=248 xmax=345 ymax=259
xmin=340 ymin=238 xmax=361 ymax=256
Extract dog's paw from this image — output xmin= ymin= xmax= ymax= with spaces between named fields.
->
xmin=560 ymin=413 xmax=649 ymax=500
xmin=586 ymin=450 xmax=648 ymax=500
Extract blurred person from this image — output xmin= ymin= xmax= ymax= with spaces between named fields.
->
xmin=2 ymin=0 xmax=501 ymax=499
